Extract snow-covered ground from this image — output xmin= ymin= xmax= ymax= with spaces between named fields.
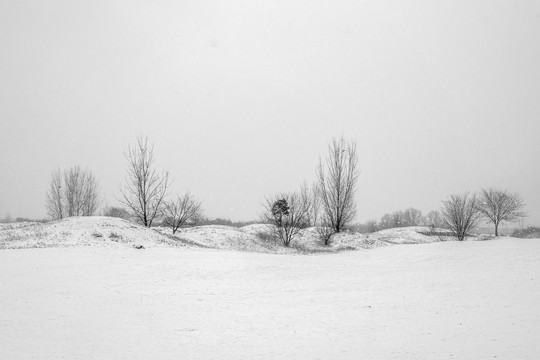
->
xmin=1 ymin=217 xmax=539 ymax=358
xmin=1 ymin=237 xmax=539 ymax=359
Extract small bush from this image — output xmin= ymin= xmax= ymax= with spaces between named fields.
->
xmin=92 ymin=231 xmax=104 ymax=238
xmin=512 ymin=226 xmax=540 ymax=239
xmin=255 ymin=231 xmax=276 ymax=244
xmin=109 ymin=231 xmax=122 ymax=241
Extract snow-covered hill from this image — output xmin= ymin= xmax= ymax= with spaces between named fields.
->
xmin=0 ymin=217 xmax=179 ymax=249
xmin=0 ymin=217 xmax=500 ymax=253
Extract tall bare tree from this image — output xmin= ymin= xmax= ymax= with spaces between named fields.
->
xmin=46 ymin=169 xmax=64 ymax=220
xmin=441 ymin=193 xmax=482 ymax=241
xmin=120 ymin=136 xmax=170 ymax=227
xmin=162 ymin=194 xmax=202 ymax=234
xmin=477 ymin=188 xmax=526 ymax=236
xmin=316 ymin=137 xmax=359 ymax=233
xmin=262 ymin=191 xmax=312 ymax=247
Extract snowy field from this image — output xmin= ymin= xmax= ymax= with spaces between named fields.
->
xmin=1 ymin=237 xmax=539 ymax=359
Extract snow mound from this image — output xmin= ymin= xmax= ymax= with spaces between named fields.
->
xmin=0 ymin=217 xmax=180 ymax=249
xmin=158 ymin=224 xmax=389 ymax=253
xmin=239 ymin=223 xmax=270 ymax=235
xmin=372 ymin=226 xmax=442 ymax=244
xmin=1 ymin=219 xmax=458 ymax=253
xmin=156 ymin=225 xmax=278 ymax=253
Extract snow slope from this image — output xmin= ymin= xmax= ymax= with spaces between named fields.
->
xmin=0 ymin=238 xmax=538 ymax=359
xmin=0 ymin=217 xmax=500 ymax=253
xmin=0 ymin=217 xmax=180 ymax=249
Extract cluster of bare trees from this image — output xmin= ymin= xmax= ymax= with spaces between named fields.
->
xmin=119 ymin=135 xmax=202 ymax=232
xmin=44 ymin=136 xmax=203 ymax=232
xmin=102 ymin=206 xmax=131 ymax=220
xmin=351 ymin=188 xmax=526 ymax=242
xmin=262 ymin=187 xmax=313 ymax=246
xmin=263 ymin=137 xmax=359 ymax=247
xmin=441 ymin=188 xmax=525 ymax=240
xmin=368 ymin=208 xmax=444 ymax=232
xmin=45 ymin=166 xmax=101 ymax=220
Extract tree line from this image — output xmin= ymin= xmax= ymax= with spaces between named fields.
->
xmin=45 ymin=135 xmax=527 ymax=245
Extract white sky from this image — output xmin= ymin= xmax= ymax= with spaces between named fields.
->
xmin=1 ymin=0 xmax=539 ymax=224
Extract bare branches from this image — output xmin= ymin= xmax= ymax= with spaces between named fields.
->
xmin=316 ymin=137 xmax=359 ymax=234
xmin=162 ymin=194 xmax=203 ymax=234
xmin=262 ymin=191 xmax=311 ymax=247
xmin=426 ymin=210 xmax=444 ymax=230
xmin=403 ymin=208 xmax=423 ymax=226
xmin=366 ymin=219 xmax=378 ymax=233
xmin=103 ymin=206 xmax=131 ymax=220
xmin=119 ymin=136 xmax=171 ymax=227
xmin=441 ymin=193 xmax=482 ymax=241
xmin=45 ymin=167 xmax=101 ymax=220
xmin=46 ymin=169 xmax=64 ymax=220
xmin=63 ymin=166 xmax=101 ymax=217
xmin=477 ymin=188 xmax=526 ymax=236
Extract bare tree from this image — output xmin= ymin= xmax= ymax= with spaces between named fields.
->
xmin=316 ymin=137 xmax=359 ymax=233
xmin=298 ymin=182 xmax=318 ymax=228
xmin=63 ymin=166 xmax=101 ymax=216
xmin=441 ymin=193 xmax=482 ymax=241
xmin=46 ymin=166 xmax=101 ymax=220
xmin=366 ymin=219 xmax=378 ymax=233
xmin=379 ymin=213 xmax=393 ymax=230
xmin=391 ymin=210 xmax=405 ymax=228
xmin=162 ymin=194 xmax=203 ymax=234
xmin=262 ymin=191 xmax=311 ymax=247
xmin=316 ymin=216 xmax=335 ymax=245
xmin=46 ymin=168 xmax=64 ymax=220
xmin=81 ymin=171 xmax=101 ymax=216
xmin=64 ymin=166 xmax=83 ymax=217
xmin=103 ymin=206 xmax=131 ymax=220
xmin=403 ymin=208 xmax=423 ymax=226
xmin=477 ymin=188 xmax=526 ymax=236
xmin=426 ymin=210 xmax=444 ymax=229
xmin=309 ymin=183 xmax=321 ymax=227
xmin=120 ymin=136 xmax=171 ymax=227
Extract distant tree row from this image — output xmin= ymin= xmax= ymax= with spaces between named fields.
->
xmin=371 ymin=208 xmax=444 ymax=231
xmin=355 ymin=188 xmax=526 ymax=241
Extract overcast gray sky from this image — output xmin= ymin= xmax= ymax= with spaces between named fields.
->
xmin=1 ymin=0 xmax=539 ymax=225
